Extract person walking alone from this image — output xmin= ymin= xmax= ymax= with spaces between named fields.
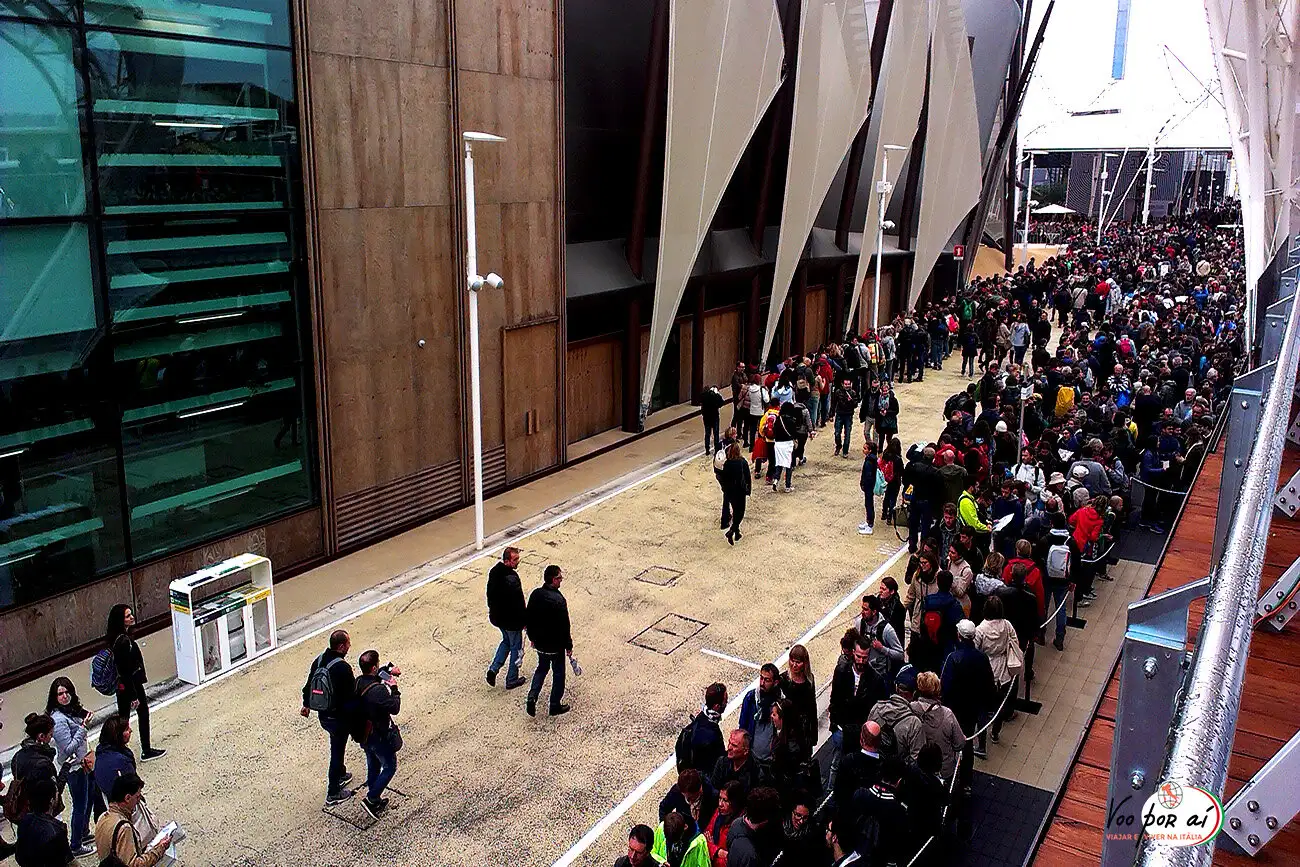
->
xmin=525 ymin=565 xmax=573 ymax=718
xmin=300 ymin=629 xmax=357 ymax=805
xmin=105 ymin=605 xmax=165 ymax=762
xmin=720 ymin=442 xmax=751 ymax=544
xmin=485 ymin=547 xmax=528 ymax=690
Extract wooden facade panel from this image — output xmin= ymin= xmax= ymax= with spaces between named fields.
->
xmin=804 ymin=286 xmax=826 ymax=351
xmin=454 ymin=0 xmax=556 ymax=79
xmin=566 ymin=338 xmax=622 ymax=444
xmin=318 ymin=206 xmax=460 ymax=496
xmin=308 ymin=0 xmax=449 ymax=66
xmin=265 ymin=507 xmax=326 ymax=571
xmin=309 ymin=54 xmax=452 ymax=210
xmin=455 ymin=71 xmax=558 ymax=205
xmin=503 ymin=322 xmax=560 ymax=480
xmin=703 ymin=309 xmax=741 ymax=390
xmin=474 ymin=200 xmax=560 ymax=322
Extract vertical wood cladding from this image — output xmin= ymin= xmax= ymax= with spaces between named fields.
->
xmin=304 ymin=0 xmax=563 ymax=549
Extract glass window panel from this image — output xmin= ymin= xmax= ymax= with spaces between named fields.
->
xmin=0 ymin=2 xmax=78 ymax=22
xmin=0 ymin=20 xmax=86 ymax=217
xmin=114 ymin=292 xmax=311 ymax=559
xmin=0 ymin=228 xmax=126 ymax=610
xmin=84 ymin=0 xmax=289 ymax=46
xmin=1 ymin=223 xmax=98 ymax=342
xmin=86 ymin=31 xmax=296 ymax=215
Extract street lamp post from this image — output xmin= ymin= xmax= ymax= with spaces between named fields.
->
xmin=1021 ymin=151 xmax=1046 ymax=264
xmin=463 ymin=130 xmax=506 ymax=551
xmin=873 ymin=144 xmax=909 ymax=331
xmin=1097 ymin=152 xmax=1120 ymax=245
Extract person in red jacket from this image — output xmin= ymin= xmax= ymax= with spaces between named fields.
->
xmin=1003 ymin=539 xmax=1046 ymax=620
xmin=703 ymin=781 xmax=744 ymax=865
xmin=1069 ymin=496 xmax=1107 ymax=605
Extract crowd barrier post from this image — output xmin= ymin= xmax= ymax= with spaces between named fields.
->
xmin=1102 ymin=577 xmax=1210 ymax=867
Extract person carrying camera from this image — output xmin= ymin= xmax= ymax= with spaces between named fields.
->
xmin=353 ymin=651 xmax=402 ymax=819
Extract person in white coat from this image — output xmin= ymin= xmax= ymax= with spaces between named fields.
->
xmin=974 ymin=596 xmax=1022 ymax=752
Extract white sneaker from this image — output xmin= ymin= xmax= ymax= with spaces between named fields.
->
xmin=866 ymin=524 xmax=874 ymax=535
xmin=857 ymin=521 xmax=869 ymax=531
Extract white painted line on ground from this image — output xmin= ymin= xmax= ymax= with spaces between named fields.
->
xmin=551 ymin=543 xmax=910 ymax=867
xmin=700 ymin=648 xmax=763 ymax=669
xmin=2 ymin=444 xmax=705 ymax=783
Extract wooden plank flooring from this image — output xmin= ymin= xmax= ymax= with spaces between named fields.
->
xmin=1033 ymin=445 xmax=1300 ymax=865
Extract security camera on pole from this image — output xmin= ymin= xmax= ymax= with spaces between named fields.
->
xmin=463 ymin=131 xmax=506 ymax=551
xmin=873 ymin=144 xmax=910 ymax=332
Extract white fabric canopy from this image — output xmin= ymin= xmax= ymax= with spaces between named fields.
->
xmin=1033 ymin=203 xmax=1076 ymax=215
xmin=641 ymin=0 xmax=785 ymax=410
xmin=1020 ymin=0 xmax=1230 ymax=152
xmin=844 ymin=0 xmax=931 ymax=332
xmin=907 ymin=0 xmax=983 ymax=309
xmin=759 ymin=0 xmax=878 ymax=363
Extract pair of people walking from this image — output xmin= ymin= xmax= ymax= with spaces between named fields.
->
xmin=484 ymin=549 xmax=575 ymax=717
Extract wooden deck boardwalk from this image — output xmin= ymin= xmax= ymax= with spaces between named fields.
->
xmin=1032 ymin=446 xmax=1300 ymax=865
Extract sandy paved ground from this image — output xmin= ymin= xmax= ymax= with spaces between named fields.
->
xmin=115 ymin=365 xmax=963 ymax=867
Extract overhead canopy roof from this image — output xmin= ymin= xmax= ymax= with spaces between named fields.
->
xmin=1020 ymin=0 xmax=1230 ymax=152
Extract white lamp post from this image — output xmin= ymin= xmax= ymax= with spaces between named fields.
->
xmin=873 ymin=143 xmax=909 ymax=331
xmin=463 ymin=130 xmax=506 ymax=551
xmin=1021 ymin=150 xmax=1046 ymax=264
xmin=1097 ymin=152 xmax=1120 ymax=245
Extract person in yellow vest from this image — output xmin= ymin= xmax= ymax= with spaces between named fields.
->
xmin=652 ymin=812 xmax=711 ymax=867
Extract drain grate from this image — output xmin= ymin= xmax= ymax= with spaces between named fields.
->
xmin=629 ymin=613 xmax=708 ymax=655
xmin=633 ymin=566 xmax=683 ymax=587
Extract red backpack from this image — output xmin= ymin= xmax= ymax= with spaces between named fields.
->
xmin=921 ymin=607 xmax=943 ymax=645
xmin=878 ymin=456 xmax=895 ymax=484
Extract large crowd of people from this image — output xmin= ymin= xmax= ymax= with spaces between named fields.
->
xmin=631 ymin=205 xmax=1245 ymax=866
xmin=0 ymin=205 xmax=1245 ymax=867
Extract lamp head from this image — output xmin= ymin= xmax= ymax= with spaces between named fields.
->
xmin=485 ymin=272 xmax=504 ymax=290
xmin=882 ymin=220 xmax=896 ymax=231
xmin=463 ymin=131 xmax=507 ymax=142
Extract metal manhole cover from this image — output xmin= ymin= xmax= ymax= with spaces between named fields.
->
xmin=633 ymin=566 xmax=683 ymax=587
xmin=629 ymin=613 xmax=708 ymax=655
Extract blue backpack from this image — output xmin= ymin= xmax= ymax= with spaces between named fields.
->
xmin=90 ymin=649 xmax=116 ymax=696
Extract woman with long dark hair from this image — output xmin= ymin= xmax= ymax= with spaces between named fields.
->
xmin=46 ymin=678 xmax=95 ymax=855
xmin=105 ymin=605 xmax=165 ymax=761
xmin=880 ymin=436 xmax=904 ymax=524
xmin=780 ymin=645 xmax=817 ymax=747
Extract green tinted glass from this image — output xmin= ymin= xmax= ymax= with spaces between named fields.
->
xmin=0 ymin=21 xmax=86 ymax=217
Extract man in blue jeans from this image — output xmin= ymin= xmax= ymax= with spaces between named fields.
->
xmin=525 ymin=564 xmax=573 ymax=717
xmin=355 ymin=649 xmax=401 ymax=819
xmin=300 ymin=629 xmax=357 ymax=806
xmin=485 ymin=547 xmax=527 ymax=689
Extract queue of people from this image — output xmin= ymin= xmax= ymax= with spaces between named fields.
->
xmin=634 ymin=205 xmax=1243 ymax=866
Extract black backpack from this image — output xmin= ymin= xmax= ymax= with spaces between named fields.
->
xmin=675 ymin=715 xmax=703 ymax=771
xmin=306 ymin=655 xmax=346 ymax=713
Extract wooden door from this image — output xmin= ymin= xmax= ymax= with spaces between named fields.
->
xmin=503 ymin=322 xmax=559 ymax=482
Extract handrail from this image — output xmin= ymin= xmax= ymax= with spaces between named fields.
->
xmin=1137 ymin=264 xmax=1300 ymax=865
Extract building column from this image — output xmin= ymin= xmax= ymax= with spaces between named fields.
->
xmin=623 ymin=289 xmax=642 ymax=432
xmin=832 ymin=263 xmax=846 ymax=343
xmin=691 ymin=284 xmax=706 ymax=403
xmin=746 ymin=273 xmax=762 ymax=366
xmin=789 ymin=267 xmax=806 ymax=358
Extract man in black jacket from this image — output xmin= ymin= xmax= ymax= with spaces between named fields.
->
xmin=828 ymin=635 xmax=889 ymax=754
xmin=902 ymin=446 xmax=944 ymax=550
xmin=355 ymin=650 xmax=402 ymax=818
xmin=701 ymin=386 xmax=726 ymax=454
xmin=485 ymin=547 xmax=527 ymax=690
xmin=525 ymin=565 xmax=573 ymax=717
xmin=300 ymin=629 xmax=357 ymax=805
xmin=14 ymin=778 xmax=71 ymax=867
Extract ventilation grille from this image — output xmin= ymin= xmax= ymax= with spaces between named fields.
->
xmin=483 ymin=444 xmax=507 ymax=494
xmin=335 ymin=461 xmax=464 ymax=551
